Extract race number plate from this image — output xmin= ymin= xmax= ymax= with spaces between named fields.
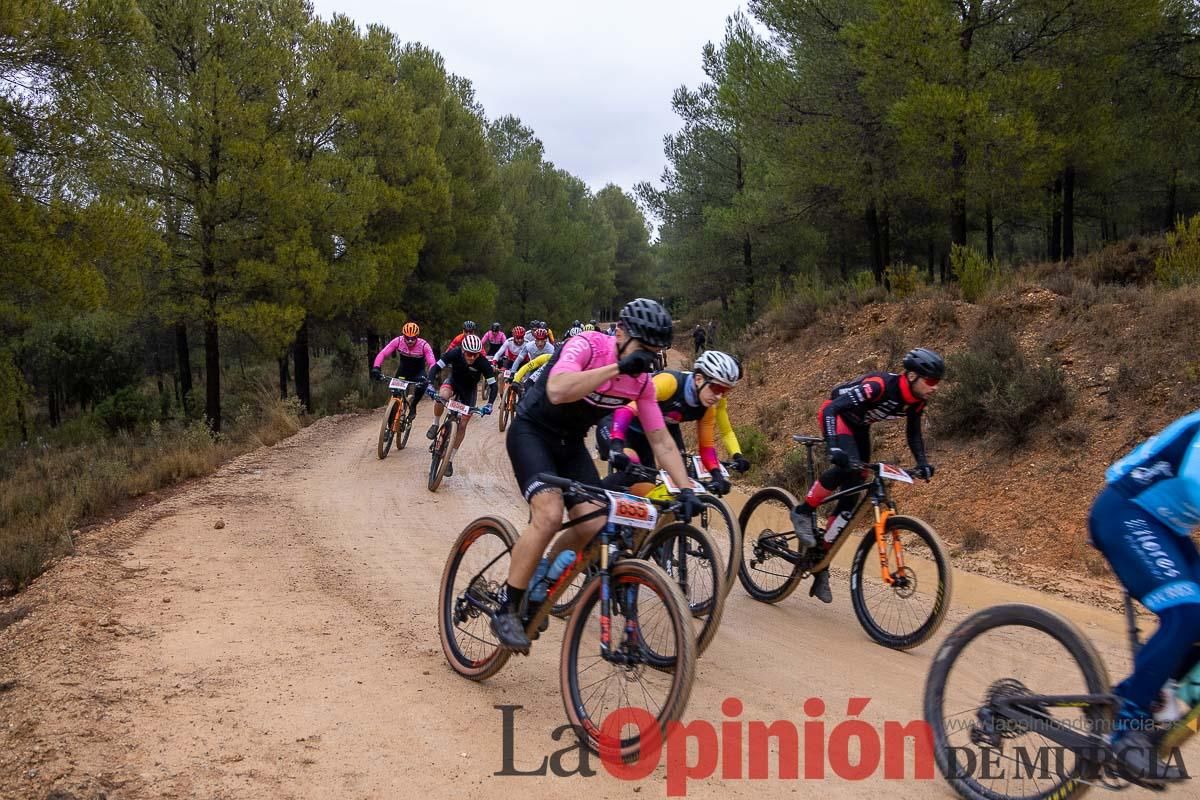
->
xmin=604 ymin=491 xmax=659 ymax=530
xmin=658 ymin=470 xmax=703 ymax=495
xmin=388 ymin=378 xmax=410 ymax=390
xmin=878 ymin=463 xmax=914 ymax=484
xmin=447 ymin=400 xmax=470 ymax=414
xmin=690 ymin=456 xmax=729 ymax=480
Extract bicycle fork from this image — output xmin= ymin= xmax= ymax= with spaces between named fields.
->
xmin=871 ymin=505 xmax=904 ymax=585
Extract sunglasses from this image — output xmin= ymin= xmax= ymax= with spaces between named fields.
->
xmin=921 ymin=377 xmax=941 ymax=387
xmin=403 ymin=336 xmax=417 ymax=345
xmin=703 ymin=380 xmax=733 ymax=396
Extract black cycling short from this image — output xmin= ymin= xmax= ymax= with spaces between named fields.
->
xmin=441 ymin=379 xmax=478 ymax=409
xmin=506 ymin=417 xmax=600 ymax=509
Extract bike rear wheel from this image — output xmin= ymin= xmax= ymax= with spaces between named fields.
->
xmin=638 ymin=523 xmax=725 ymax=656
xmin=438 ymin=515 xmax=517 ymax=681
xmin=550 ymin=562 xmax=597 ymax=619
xmin=850 ymin=515 xmax=952 ymax=650
xmin=924 ymin=603 xmax=1110 ymax=800
xmin=428 ymin=417 xmax=455 ymax=492
xmin=560 ymin=559 xmax=696 ymax=764
xmin=377 ymin=397 xmax=399 ymax=459
xmin=737 ymin=487 xmax=805 ymax=603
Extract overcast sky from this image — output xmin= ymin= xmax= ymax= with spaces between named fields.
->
xmin=310 ymin=0 xmax=746 ymax=197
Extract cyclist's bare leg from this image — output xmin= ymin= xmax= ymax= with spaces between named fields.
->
xmin=547 ymin=500 xmax=605 ymax=562
xmin=453 ymin=413 xmax=469 ymax=449
xmin=508 ymin=490 xmax=567 ymax=588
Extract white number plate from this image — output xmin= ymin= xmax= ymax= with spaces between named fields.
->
xmin=878 ymin=463 xmax=914 ymax=484
xmin=604 ymin=490 xmax=659 ymax=530
xmin=446 ymin=399 xmax=470 ymax=414
xmin=388 ymin=378 xmax=410 ymax=390
xmin=690 ymin=457 xmax=730 ymax=480
xmin=658 ymin=470 xmax=703 ymax=495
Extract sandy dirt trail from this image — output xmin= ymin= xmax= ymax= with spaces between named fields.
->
xmin=0 ymin=401 xmax=1175 ymax=800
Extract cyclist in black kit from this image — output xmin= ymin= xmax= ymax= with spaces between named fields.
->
xmin=790 ymin=347 xmax=944 ymax=603
xmin=424 ymin=334 xmax=498 ymax=477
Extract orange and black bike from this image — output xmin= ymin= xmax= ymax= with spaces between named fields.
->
xmin=737 ymin=434 xmax=952 ymax=650
xmin=496 ymin=369 xmax=521 ymax=432
xmin=375 ymin=375 xmax=422 ymax=458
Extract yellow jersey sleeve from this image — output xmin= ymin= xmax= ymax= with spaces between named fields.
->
xmin=513 ymin=353 xmax=551 ymax=383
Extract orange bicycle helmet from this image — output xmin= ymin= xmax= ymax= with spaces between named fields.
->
xmin=402 ymin=322 xmax=420 ymax=337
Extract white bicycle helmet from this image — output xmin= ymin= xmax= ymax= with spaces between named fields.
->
xmin=693 ymin=350 xmax=741 ymax=387
xmin=461 ymin=334 xmax=483 ymax=353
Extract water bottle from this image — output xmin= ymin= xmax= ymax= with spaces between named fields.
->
xmin=530 ymin=550 xmax=576 ymax=604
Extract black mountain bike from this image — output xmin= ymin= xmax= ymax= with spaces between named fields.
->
xmin=738 ymin=434 xmax=952 ymax=650
xmin=437 ymin=473 xmax=699 ymax=762
xmin=375 ymin=375 xmax=420 ymax=458
xmin=924 ymin=596 xmax=1197 ymax=799
xmin=425 ymin=389 xmax=488 ymax=492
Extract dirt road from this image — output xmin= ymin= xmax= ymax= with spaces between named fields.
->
xmin=0 ymin=407 xmax=1170 ymax=799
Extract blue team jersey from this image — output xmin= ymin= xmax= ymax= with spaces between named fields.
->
xmin=1106 ymin=410 xmax=1200 ymax=535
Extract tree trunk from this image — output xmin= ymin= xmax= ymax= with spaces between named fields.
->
xmin=985 ymin=205 xmax=995 ymax=262
xmin=366 ymin=332 xmax=380 ymax=373
xmin=927 ymin=241 xmax=936 ymax=282
xmin=881 ymin=205 xmax=891 ymax=269
xmin=48 ymin=383 xmax=59 ymax=428
xmin=742 ymin=233 xmax=754 ymax=318
xmin=1049 ymin=177 xmax=1063 ymax=262
xmin=950 ymin=140 xmax=968 ymax=250
xmin=16 ymin=391 xmax=28 ymax=443
xmin=294 ymin=316 xmax=311 ymax=413
xmin=204 ymin=316 xmax=221 ymax=432
xmin=278 ymin=355 xmax=290 ymax=400
xmin=1165 ymin=168 xmax=1178 ymax=230
xmin=866 ymin=202 xmax=884 ymax=284
xmin=175 ymin=321 xmax=192 ymax=412
xmin=1062 ymin=165 xmax=1075 ymax=259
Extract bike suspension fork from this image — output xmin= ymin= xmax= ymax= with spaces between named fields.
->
xmin=598 ymin=525 xmax=613 ymax=656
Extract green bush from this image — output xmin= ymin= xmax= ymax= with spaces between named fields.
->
xmin=734 ymin=425 xmax=769 ymax=469
xmin=885 ymin=263 xmax=922 ymax=298
xmin=767 ymin=448 xmax=812 ymax=496
xmin=1154 ymin=214 xmax=1200 ymax=287
xmin=951 ymin=244 xmax=998 ymax=303
xmin=95 ymin=386 xmax=159 ymax=433
xmin=936 ymin=322 xmax=1072 ymax=446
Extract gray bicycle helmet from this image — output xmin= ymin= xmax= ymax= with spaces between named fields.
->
xmin=902 ymin=347 xmax=945 ymax=379
xmin=618 ymin=298 xmax=673 ymax=348
xmin=694 ymin=350 xmax=741 ymax=387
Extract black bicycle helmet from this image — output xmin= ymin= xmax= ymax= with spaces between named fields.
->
xmin=618 ymin=298 xmax=673 ymax=348
xmin=491 ymin=322 xmax=501 ymax=332
xmin=463 ymin=320 xmax=476 ymax=332
xmin=902 ymin=347 xmax=945 ymax=379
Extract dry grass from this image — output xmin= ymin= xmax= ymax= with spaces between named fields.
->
xmin=0 ymin=393 xmax=308 ymax=593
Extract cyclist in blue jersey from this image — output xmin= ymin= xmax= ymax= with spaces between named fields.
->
xmin=1089 ymin=410 xmax=1200 ymax=781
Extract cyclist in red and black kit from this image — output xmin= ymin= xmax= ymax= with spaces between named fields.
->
xmin=791 ymin=347 xmax=944 ymax=603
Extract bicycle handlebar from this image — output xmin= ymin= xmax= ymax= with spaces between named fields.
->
xmin=425 ymin=387 xmax=489 ymax=417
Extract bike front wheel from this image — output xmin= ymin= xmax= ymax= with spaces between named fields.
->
xmin=428 ymin=417 xmax=455 ymax=492
xmin=396 ymin=393 xmax=414 ymax=450
xmin=560 ymin=559 xmax=696 ymax=764
xmin=637 ymin=522 xmax=725 ymax=656
xmin=498 ymin=386 xmax=513 ymax=432
xmin=924 ymin=603 xmax=1110 ymax=800
xmin=849 ymin=515 xmax=952 ymax=650
xmin=377 ymin=397 xmax=399 ymax=459
xmin=437 ymin=515 xmax=517 ymax=681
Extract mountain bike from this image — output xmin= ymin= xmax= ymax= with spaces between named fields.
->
xmin=425 ymin=388 xmax=489 ymax=492
xmin=924 ymin=596 xmax=1197 ymax=800
xmin=545 ymin=461 xmax=731 ymax=654
xmin=738 ymin=434 xmax=952 ymax=650
xmin=375 ymin=375 xmax=421 ymax=458
xmin=437 ymin=473 xmax=698 ymax=762
xmin=496 ymin=370 xmax=521 ymax=432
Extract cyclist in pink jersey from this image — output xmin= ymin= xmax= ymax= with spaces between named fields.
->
xmin=481 ymin=322 xmax=507 ymax=357
xmin=491 ymin=298 xmax=702 ymax=652
xmin=370 ymin=323 xmax=436 ymax=412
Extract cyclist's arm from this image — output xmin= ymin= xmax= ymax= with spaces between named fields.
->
xmin=906 ymin=408 xmax=928 ymax=465
xmin=513 ymin=353 xmax=550 ymax=383
xmin=480 ymin=358 xmax=498 ymax=404
xmin=820 ymin=376 xmax=884 ymax=439
xmin=425 ymin=350 xmax=454 ymax=385
xmin=714 ymin=397 xmax=740 ymax=458
xmin=633 ymin=378 xmax=688 ymax=487
xmin=545 ymin=337 xmax=618 ymax=404
xmin=610 ymin=404 xmax=637 ymax=442
xmin=421 ymin=340 xmax=436 ymax=369
xmin=373 ymin=337 xmax=401 ymax=368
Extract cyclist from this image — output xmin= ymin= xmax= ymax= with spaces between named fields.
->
xmin=510 ymin=327 xmax=555 ymax=373
xmin=1088 ymin=410 xmax=1200 ymax=781
xmin=606 ymin=322 xmax=617 ymax=336
xmin=692 ymin=324 xmax=707 ymax=356
xmin=582 ymin=323 xmax=595 ymax=332
xmin=370 ymin=322 xmax=436 ymax=413
xmin=447 ymin=320 xmax=477 ymax=351
xmin=564 ymin=325 xmax=584 ymax=340
xmin=599 ymin=350 xmax=751 ymax=491
xmin=492 ymin=298 xmax=701 ymax=652
xmin=423 ymin=334 xmax=498 ymax=477
xmin=790 ymin=347 xmax=943 ymax=603
xmin=481 ymin=322 xmax=507 ymax=358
